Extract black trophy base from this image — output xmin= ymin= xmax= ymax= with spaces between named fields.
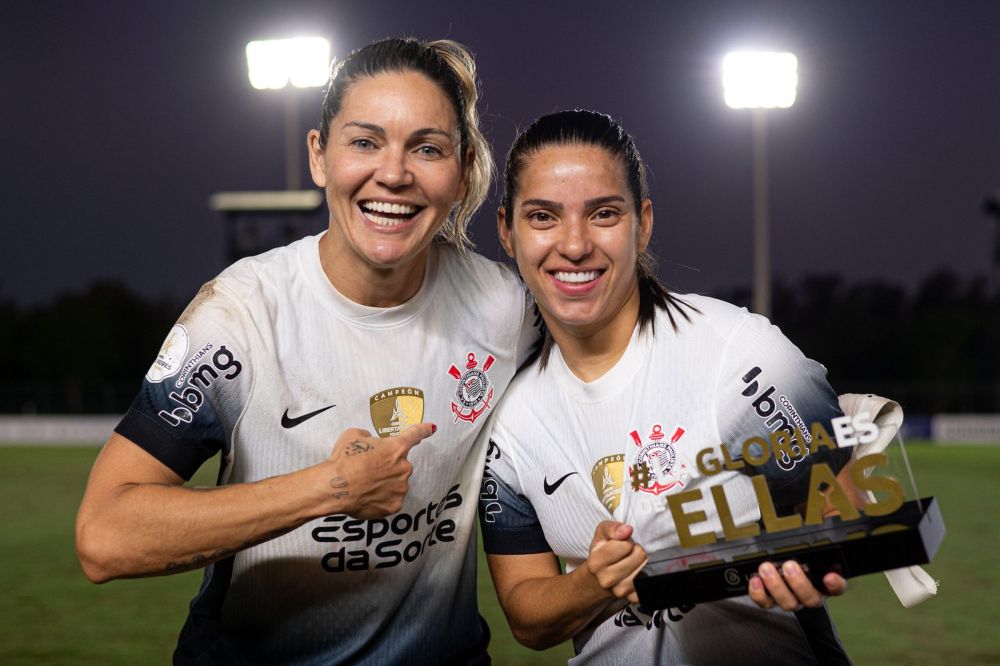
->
xmin=635 ymin=497 xmax=944 ymax=610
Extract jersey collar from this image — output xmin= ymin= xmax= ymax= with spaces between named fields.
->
xmin=548 ymin=320 xmax=653 ymax=403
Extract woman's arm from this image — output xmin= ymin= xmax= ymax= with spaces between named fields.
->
xmin=75 ymin=424 xmax=434 ymax=582
xmin=486 ymin=521 xmax=646 ymax=650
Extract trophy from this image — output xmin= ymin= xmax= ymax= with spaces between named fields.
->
xmin=627 ymin=395 xmax=944 ymax=609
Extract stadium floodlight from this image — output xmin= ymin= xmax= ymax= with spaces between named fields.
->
xmin=722 ymin=50 xmax=798 ymax=319
xmin=246 ymin=37 xmax=330 ymax=90
xmin=245 ymin=37 xmax=331 ymax=190
xmin=723 ymin=51 xmax=798 ymax=109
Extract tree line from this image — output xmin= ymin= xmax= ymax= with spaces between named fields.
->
xmin=1 ymin=270 xmax=997 ymax=414
xmin=0 ymin=281 xmax=183 ymax=414
xmin=718 ymin=269 xmax=1000 ymax=413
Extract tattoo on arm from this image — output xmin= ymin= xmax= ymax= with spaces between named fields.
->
xmin=162 ymin=528 xmax=288 ymax=574
xmin=345 ymin=441 xmax=374 ymax=456
xmin=330 ymin=476 xmax=349 ymax=499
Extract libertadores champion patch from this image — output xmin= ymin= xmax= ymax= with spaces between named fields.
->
xmin=370 ymin=387 xmax=425 ymax=438
xmin=591 ymin=454 xmax=625 ymax=513
xmin=447 ymin=352 xmax=495 ymax=423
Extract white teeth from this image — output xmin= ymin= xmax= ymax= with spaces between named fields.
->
xmin=362 ymin=211 xmax=405 ymax=227
xmin=554 ymin=271 xmax=599 ymax=284
xmin=361 ymin=201 xmax=417 ymax=215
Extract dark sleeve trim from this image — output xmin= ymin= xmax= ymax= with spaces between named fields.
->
xmin=115 ymin=408 xmax=221 ymax=481
xmin=478 ymin=456 xmax=553 ymax=555
xmin=481 ymin=521 xmax=553 ymax=555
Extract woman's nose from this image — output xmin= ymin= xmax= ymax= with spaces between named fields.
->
xmin=557 ymin=218 xmax=593 ymax=260
xmin=375 ymin=147 xmax=414 ymax=189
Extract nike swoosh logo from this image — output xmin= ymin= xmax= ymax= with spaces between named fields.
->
xmin=281 ymin=404 xmax=336 ymax=429
xmin=543 ymin=472 xmax=578 ymax=495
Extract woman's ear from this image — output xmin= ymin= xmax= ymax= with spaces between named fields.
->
xmin=306 ymin=129 xmax=327 ymax=188
xmin=497 ymin=207 xmax=515 ymax=259
xmin=638 ymin=199 xmax=654 ymax=253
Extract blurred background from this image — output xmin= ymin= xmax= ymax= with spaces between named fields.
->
xmin=2 ymin=0 xmax=998 ymax=417
xmin=1 ymin=1 xmax=998 ymax=663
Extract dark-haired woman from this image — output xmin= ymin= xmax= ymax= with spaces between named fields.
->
xmin=479 ymin=110 xmax=852 ymax=664
xmin=76 ymin=38 xmax=536 ymax=664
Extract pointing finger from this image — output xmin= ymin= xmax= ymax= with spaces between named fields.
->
xmin=393 ymin=423 xmax=437 ymax=451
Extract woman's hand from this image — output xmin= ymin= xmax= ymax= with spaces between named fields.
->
xmin=748 ymin=560 xmax=847 ymax=611
xmin=583 ymin=521 xmax=648 ymax=604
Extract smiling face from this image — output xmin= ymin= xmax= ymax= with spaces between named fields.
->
xmin=499 ymin=143 xmax=653 ymax=342
xmin=307 ymin=70 xmax=467 ymax=305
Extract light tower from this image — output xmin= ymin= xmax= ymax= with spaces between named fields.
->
xmin=723 ymin=51 xmax=799 ymax=319
xmin=211 ymin=37 xmax=331 ymax=262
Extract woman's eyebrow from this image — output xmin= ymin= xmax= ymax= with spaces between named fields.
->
xmin=343 ymin=121 xmax=385 ymax=136
xmin=584 ymin=195 xmax=626 ymax=207
xmin=412 ymin=127 xmax=456 ymax=141
xmin=341 ymin=122 xmax=454 ymax=142
xmin=521 ymin=199 xmax=562 ymax=209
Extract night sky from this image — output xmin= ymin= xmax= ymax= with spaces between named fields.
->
xmin=3 ymin=0 xmax=998 ymax=306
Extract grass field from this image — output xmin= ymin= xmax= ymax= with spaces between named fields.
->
xmin=1 ymin=443 xmax=997 ymax=665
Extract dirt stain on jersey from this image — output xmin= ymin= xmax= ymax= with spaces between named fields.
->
xmin=177 ymin=280 xmax=218 ymax=326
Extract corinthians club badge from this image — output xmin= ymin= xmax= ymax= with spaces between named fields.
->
xmin=448 ymin=352 xmax=495 ymax=423
xmin=628 ymin=424 xmax=689 ymax=495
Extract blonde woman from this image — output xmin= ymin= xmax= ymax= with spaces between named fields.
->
xmin=77 ymin=38 xmax=536 ymax=665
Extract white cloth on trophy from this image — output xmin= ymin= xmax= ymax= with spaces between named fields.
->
xmin=837 ymin=393 xmax=938 ymax=608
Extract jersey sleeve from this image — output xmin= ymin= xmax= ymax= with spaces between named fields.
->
xmin=114 ymin=281 xmax=253 ymax=480
xmin=478 ymin=419 xmax=551 ymax=555
xmin=715 ymin=313 xmax=850 ymax=510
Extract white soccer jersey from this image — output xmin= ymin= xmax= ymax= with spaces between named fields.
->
xmin=117 ymin=233 xmax=537 ymax=665
xmin=479 ymin=295 xmax=851 ymax=665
